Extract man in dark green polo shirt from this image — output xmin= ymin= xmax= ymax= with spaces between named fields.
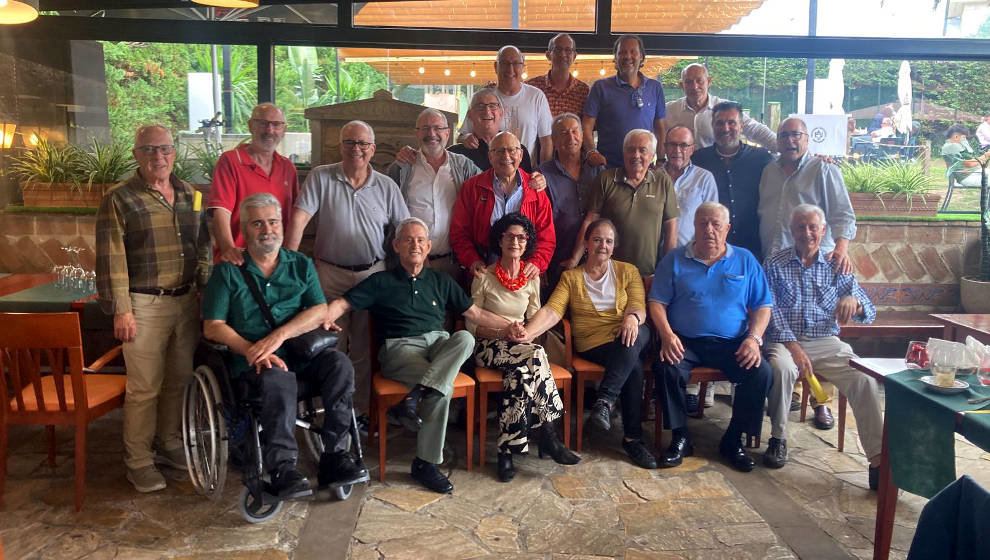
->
xmin=564 ymin=128 xmax=679 ymax=276
xmin=325 ymin=217 xmax=521 ymax=494
xmin=203 ymin=193 xmax=367 ymax=499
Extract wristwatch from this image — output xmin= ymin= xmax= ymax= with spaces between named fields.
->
xmin=747 ymin=332 xmax=764 ymax=347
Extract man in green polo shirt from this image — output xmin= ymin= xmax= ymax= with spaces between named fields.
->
xmin=325 ymin=217 xmax=521 ymax=494
xmin=564 ymin=128 xmax=679 ymax=276
xmin=202 ymin=193 xmax=367 ymax=499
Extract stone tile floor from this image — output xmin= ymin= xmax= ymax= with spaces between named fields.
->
xmin=1 ymin=389 xmax=989 ymax=560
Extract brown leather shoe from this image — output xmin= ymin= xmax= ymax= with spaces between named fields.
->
xmin=813 ymin=405 xmax=835 ymax=430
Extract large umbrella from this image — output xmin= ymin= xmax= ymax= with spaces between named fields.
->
xmin=894 ymin=61 xmax=913 ymax=139
xmin=825 ymin=58 xmax=845 ymax=114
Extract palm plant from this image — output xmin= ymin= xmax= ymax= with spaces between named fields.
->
xmin=840 ymin=159 xmax=938 ymax=209
xmin=9 ymin=139 xmax=85 ymax=187
xmin=77 ymin=139 xmax=136 ymax=187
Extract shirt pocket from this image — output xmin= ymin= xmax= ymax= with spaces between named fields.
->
xmin=721 ymin=273 xmax=746 ymax=297
xmin=817 ymin=286 xmax=838 ymax=312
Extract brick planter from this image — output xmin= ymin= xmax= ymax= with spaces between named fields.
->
xmin=20 ymin=182 xmax=109 ymax=208
xmin=849 ymin=192 xmax=943 ymax=218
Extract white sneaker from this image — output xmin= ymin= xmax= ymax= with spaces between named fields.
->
xmin=127 ymin=465 xmax=167 ymax=493
xmin=704 ymin=390 xmax=715 ymax=408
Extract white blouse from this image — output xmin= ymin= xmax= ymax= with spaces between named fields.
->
xmin=583 ymin=260 xmax=617 ymax=312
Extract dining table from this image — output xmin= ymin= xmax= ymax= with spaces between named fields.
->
xmin=0 ymin=273 xmax=108 ymax=328
xmin=850 ymin=357 xmax=990 ymax=560
xmin=930 ymin=313 xmax=990 ymax=346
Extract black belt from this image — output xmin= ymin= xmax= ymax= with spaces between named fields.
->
xmin=427 ymin=252 xmax=452 ymax=261
xmin=320 ymin=257 xmax=381 ymax=272
xmin=129 ymin=285 xmax=191 ymax=297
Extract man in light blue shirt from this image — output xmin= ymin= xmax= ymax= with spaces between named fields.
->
xmin=758 ymin=117 xmax=856 ymax=273
xmin=663 ymin=126 xmax=718 ymax=247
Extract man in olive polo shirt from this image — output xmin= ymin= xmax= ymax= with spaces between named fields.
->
xmin=566 ymin=129 xmax=679 ymax=276
xmin=203 ymin=193 xmax=366 ymax=498
xmin=324 ymin=217 xmax=521 ymax=494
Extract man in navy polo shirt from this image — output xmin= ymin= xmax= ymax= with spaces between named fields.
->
xmin=648 ymin=201 xmax=773 ymax=473
xmin=583 ymin=35 xmax=666 ymax=169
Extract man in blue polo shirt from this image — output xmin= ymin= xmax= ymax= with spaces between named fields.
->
xmin=648 ymin=201 xmax=773 ymax=472
xmin=583 ymin=34 xmax=666 ymax=169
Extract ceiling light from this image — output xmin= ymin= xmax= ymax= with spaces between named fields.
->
xmin=419 ymin=66 xmax=425 ymax=74
xmin=444 ymin=68 xmax=450 ymax=76
xmin=522 ymin=72 xmax=528 ymax=79
xmin=0 ymin=0 xmax=39 ymax=25
xmin=571 ymin=70 xmax=578 ymax=77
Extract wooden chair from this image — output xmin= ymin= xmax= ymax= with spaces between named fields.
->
xmin=366 ymin=321 xmax=474 ymax=482
xmin=474 ymin=363 xmax=571 ymax=467
xmin=0 ymin=312 xmax=126 ymax=511
xmin=798 ymin=374 xmax=848 ymax=452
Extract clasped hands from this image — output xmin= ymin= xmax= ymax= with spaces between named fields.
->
xmin=505 ymin=321 xmax=528 ymax=342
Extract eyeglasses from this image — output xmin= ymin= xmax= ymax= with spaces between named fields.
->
xmin=664 ymin=142 xmax=692 ymax=151
xmin=250 ymin=119 xmax=286 ymax=130
xmin=490 ymin=147 xmax=521 ymax=156
xmin=342 ymin=139 xmax=374 ymax=149
xmin=135 ymin=144 xmax=175 ymax=155
xmin=779 ymin=131 xmax=808 ymax=140
xmin=415 ymin=125 xmax=450 ymax=133
xmin=472 ymin=102 xmax=501 ymax=112
xmin=631 ymin=90 xmax=644 ymax=109
xmin=502 ymin=233 xmax=529 ymax=243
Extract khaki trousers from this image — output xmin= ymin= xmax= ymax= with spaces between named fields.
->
xmin=316 ymin=259 xmax=386 ymax=414
xmin=122 ymin=291 xmax=199 ymax=470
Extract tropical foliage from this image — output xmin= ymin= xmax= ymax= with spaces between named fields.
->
xmin=840 ymin=159 xmax=938 ymax=196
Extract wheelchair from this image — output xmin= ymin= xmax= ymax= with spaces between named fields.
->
xmin=181 ymin=341 xmax=369 ymax=523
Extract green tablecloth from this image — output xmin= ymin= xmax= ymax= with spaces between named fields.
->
xmin=0 ymin=281 xmax=93 ymax=312
xmin=886 ymin=370 xmax=990 ymax=498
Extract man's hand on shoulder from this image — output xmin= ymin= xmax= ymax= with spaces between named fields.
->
xmin=461 ymin=133 xmax=480 ymax=150
xmin=395 ymin=145 xmax=417 ymax=164
xmin=528 ymin=171 xmax=547 ymax=192
xmin=826 ymin=245 xmax=853 ymax=275
xmin=218 ymin=244 xmax=245 ymax=265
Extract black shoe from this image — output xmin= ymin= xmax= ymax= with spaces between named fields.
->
xmin=622 ymin=438 xmax=658 ymax=469
xmin=789 ymin=399 xmax=802 ymax=412
xmin=270 ymin=466 xmax=313 ymax=499
xmin=388 ymin=399 xmax=422 ymax=433
xmin=869 ymin=465 xmax=880 ymax=491
xmin=411 ymin=457 xmax=453 ymax=494
xmin=813 ymin=405 xmax=835 ymax=430
xmin=538 ymin=422 xmax=581 ymax=465
xmin=496 ymin=453 xmax=515 ymax=483
xmin=589 ymin=398 xmax=613 ymax=431
xmin=658 ymin=433 xmax=694 ymax=468
xmin=685 ymin=394 xmax=700 ymax=416
xmin=719 ymin=435 xmax=755 ymax=472
xmin=763 ymin=437 xmax=787 ymax=469
xmin=317 ymin=451 xmax=370 ymax=489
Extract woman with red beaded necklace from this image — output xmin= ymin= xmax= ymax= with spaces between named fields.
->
xmin=466 ymin=213 xmax=580 ymax=483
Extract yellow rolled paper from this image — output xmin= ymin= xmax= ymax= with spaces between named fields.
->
xmin=804 ymin=368 xmax=831 ymax=405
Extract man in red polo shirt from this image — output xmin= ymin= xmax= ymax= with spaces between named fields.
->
xmin=209 ymin=103 xmax=300 ymax=264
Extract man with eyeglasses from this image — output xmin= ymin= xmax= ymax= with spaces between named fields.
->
xmin=457 ymin=46 xmax=553 ymax=163
xmin=387 ymin=108 xmax=481 ymax=280
xmin=96 ymin=124 xmax=211 ymax=493
xmin=663 ymin=126 xmax=718 ymax=248
xmin=525 ymin=33 xmax=590 ymax=119
xmin=664 ymin=63 xmax=776 ymax=150
xmin=583 ymin=35 xmax=667 ymax=169
xmin=449 ymin=89 xmax=536 ymax=174
xmin=286 ymin=120 xmax=410 ymax=419
xmin=209 ymin=103 xmax=299 ymax=265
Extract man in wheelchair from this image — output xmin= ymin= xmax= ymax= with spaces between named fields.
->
xmin=202 ymin=192 xmax=367 ymax=499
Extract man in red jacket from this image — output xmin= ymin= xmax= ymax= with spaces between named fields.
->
xmin=450 ymin=131 xmax=555 ymax=281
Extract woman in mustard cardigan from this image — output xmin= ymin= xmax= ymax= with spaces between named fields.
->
xmin=524 ymin=218 xmax=656 ymax=469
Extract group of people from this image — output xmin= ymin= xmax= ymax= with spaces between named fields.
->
xmin=95 ymin=32 xmax=887 ymax=499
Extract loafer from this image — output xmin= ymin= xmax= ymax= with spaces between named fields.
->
xmin=813 ymin=405 xmax=835 ymax=430
xmin=719 ymin=436 xmax=755 ymax=472
xmin=622 ymin=438 xmax=658 ymax=469
xmin=589 ymin=398 xmax=612 ymax=431
xmin=658 ymin=434 xmax=694 ymax=468
xmin=126 ymin=465 xmax=166 ymax=493
xmin=685 ymin=394 xmax=700 ymax=416
xmin=318 ymin=451 xmax=369 ymax=489
xmin=411 ymin=457 xmax=453 ymax=494
xmin=388 ymin=399 xmax=422 ymax=433
xmin=271 ymin=467 xmax=313 ymax=499
xmin=496 ymin=453 xmax=515 ymax=483
xmin=869 ymin=465 xmax=880 ymax=491
xmin=763 ymin=437 xmax=787 ymax=469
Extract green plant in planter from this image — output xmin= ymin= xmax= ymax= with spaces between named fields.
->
xmin=186 ymin=143 xmax=220 ymax=182
xmin=9 ymin=139 xmax=85 ymax=187
xmin=840 ymin=159 xmax=938 ymax=208
xmin=77 ymin=139 xmax=136 ymax=187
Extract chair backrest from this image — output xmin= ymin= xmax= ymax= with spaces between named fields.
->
xmin=0 ymin=313 xmax=86 ymax=417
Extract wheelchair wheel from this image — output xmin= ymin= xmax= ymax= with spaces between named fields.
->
xmin=298 ymin=397 xmax=327 ymax=464
xmin=182 ymin=365 xmax=228 ymax=500
xmin=238 ymin=487 xmax=282 ymax=524
xmin=334 ymin=484 xmax=353 ymax=501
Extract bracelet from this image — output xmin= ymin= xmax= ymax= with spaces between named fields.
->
xmin=626 ymin=313 xmax=641 ymax=324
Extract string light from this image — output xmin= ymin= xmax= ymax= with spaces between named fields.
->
xmin=470 ymin=65 xmax=476 ymax=78
xmin=418 ymin=66 xmax=425 ymax=74
xmin=444 ymin=68 xmax=450 ymax=76
xmin=599 ymin=63 xmax=606 ymax=76
xmin=522 ymin=72 xmax=528 ymax=80
xmin=572 ymin=70 xmax=579 ymax=78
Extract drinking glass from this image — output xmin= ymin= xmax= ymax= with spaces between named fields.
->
xmin=979 ymin=354 xmax=990 ymax=387
xmin=905 ymin=340 xmax=929 ymax=370
xmin=930 ymin=346 xmax=956 ymax=388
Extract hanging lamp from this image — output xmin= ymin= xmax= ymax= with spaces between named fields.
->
xmin=0 ymin=0 xmax=39 ymax=25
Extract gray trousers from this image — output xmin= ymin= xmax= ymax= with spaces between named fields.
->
xmin=379 ymin=330 xmax=475 ymax=464
xmin=766 ymin=336 xmax=884 ymax=459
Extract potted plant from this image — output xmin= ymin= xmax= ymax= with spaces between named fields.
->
xmin=841 ymin=159 xmax=942 ymax=217
xmin=12 ymin=139 xmax=134 ymax=208
xmin=959 ymin=149 xmax=990 ymax=313
xmin=77 ymin=139 xmax=136 ymax=200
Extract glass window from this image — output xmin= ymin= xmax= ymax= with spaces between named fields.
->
xmin=612 ymin=0 xmax=809 ymax=36
xmin=816 ymin=0 xmax=989 ymax=39
xmin=353 ymin=0 xmax=595 ymax=31
xmin=49 ymin=4 xmax=337 ymax=24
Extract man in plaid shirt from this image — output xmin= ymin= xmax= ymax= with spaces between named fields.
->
xmin=764 ymin=204 xmax=883 ymax=489
xmin=96 ymin=124 xmax=211 ymax=493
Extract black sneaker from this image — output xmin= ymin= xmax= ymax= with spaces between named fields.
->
xmin=763 ymin=437 xmax=787 ymax=469
xmin=270 ymin=466 xmax=313 ymax=499
xmin=685 ymin=394 xmax=700 ymax=416
xmin=622 ymin=438 xmax=658 ymax=469
xmin=411 ymin=457 xmax=453 ymax=494
xmin=318 ymin=451 xmax=370 ymax=489
xmin=589 ymin=398 xmax=612 ymax=431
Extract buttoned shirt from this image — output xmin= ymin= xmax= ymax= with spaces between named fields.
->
xmin=664 ymin=94 xmax=777 ymax=150
xmin=669 ymin=163 xmax=719 ymax=247
xmin=764 ymin=247 xmax=875 ymax=344
xmin=96 ymin=172 xmax=211 ymax=315
xmin=201 ymin=248 xmax=325 ymax=376
xmin=491 ymin=173 xmax=525 ymax=224
xmin=758 ymin=153 xmax=857 ymax=259
xmin=343 ymin=266 xmax=473 ymax=341
xmin=525 ymin=72 xmax=591 ymax=118
xmin=295 ymin=163 xmax=410 ymax=266
xmin=448 ymin=137 xmax=534 ymax=174
xmin=403 ymin=152 xmax=458 ymax=254
xmin=540 ymin=157 xmax=604 ymax=268
xmin=691 ymin=143 xmax=772 ymax=257
xmin=585 ymin=73 xmax=666 ymax=168
xmin=586 ymin=167 xmax=679 ymax=276
xmin=648 ymin=242 xmax=772 ymax=340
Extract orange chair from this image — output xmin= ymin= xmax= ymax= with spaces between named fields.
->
xmin=0 ymin=312 xmax=126 ymax=511
xmin=474 ymin=363 xmax=571 ymax=467
xmin=798 ymin=374 xmax=848 ymax=451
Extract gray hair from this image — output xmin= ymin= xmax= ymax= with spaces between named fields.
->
xmin=551 ymin=112 xmax=581 ymax=134
xmin=790 ymin=203 xmax=826 ymax=226
xmin=417 ymin=107 xmax=447 ymax=126
xmin=470 ymin=88 xmax=501 ymax=108
xmin=623 ymin=128 xmax=657 ymax=155
xmin=239 ymin=192 xmax=282 ymax=226
xmin=665 ymin=125 xmax=693 ymax=142
xmin=397 ymin=217 xmax=430 ymax=238
xmin=133 ymin=124 xmax=171 ymax=148
xmin=547 ymin=33 xmax=575 ymax=53
xmin=340 ymin=120 xmax=375 ymax=143
xmin=496 ymin=45 xmax=522 ymax=64
xmin=779 ymin=117 xmax=808 ymax=134
xmin=696 ymin=201 xmax=730 ymax=223
xmin=680 ymin=63 xmax=708 ymax=82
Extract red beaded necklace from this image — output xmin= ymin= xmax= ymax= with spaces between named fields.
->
xmin=494 ymin=262 xmax=527 ymax=291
